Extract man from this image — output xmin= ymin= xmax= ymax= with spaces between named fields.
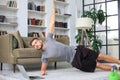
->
xmin=30 ymin=0 xmax=120 ymax=75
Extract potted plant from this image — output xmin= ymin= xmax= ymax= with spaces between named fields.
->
xmin=75 ymin=7 xmax=106 ymax=53
xmin=82 ymin=6 xmax=107 ymax=24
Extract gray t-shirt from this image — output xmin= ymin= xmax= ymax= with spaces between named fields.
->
xmin=41 ymin=33 xmax=76 ymax=63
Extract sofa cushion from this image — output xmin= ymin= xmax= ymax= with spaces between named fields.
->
xmin=55 ymin=36 xmax=69 ymax=45
xmin=13 ymin=48 xmax=42 ymax=58
xmin=10 ymin=31 xmax=24 ymax=48
xmin=22 ymin=37 xmax=35 ymax=48
xmin=48 ymin=58 xmax=64 ymax=62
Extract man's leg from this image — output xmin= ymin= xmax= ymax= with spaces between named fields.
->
xmin=97 ymin=54 xmax=120 ymax=64
xmin=96 ymin=62 xmax=112 ymax=71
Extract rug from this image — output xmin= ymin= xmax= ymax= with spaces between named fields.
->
xmin=0 ymin=75 xmax=19 ymax=80
xmin=0 ymin=67 xmax=110 ymax=80
xmin=0 ymin=63 xmax=119 ymax=80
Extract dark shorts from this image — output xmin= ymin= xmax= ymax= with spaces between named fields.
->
xmin=71 ymin=45 xmax=99 ymax=72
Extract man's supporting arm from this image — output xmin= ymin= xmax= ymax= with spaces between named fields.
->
xmin=40 ymin=63 xmax=48 ymax=75
xmin=48 ymin=0 xmax=55 ymax=34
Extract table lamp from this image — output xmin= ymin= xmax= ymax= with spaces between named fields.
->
xmin=76 ymin=17 xmax=93 ymax=47
xmin=76 ymin=17 xmax=93 ymax=29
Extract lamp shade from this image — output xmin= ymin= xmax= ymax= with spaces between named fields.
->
xmin=76 ymin=17 xmax=93 ymax=29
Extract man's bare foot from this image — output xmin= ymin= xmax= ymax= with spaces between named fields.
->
xmin=117 ymin=61 xmax=120 ymax=64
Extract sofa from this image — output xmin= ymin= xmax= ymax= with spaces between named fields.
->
xmin=0 ymin=31 xmax=69 ymax=72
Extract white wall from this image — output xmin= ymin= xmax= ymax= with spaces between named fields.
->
xmin=76 ymin=0 xmax=83 ymax=18
xmin=70 ymin=0 xmax=83 ymax=46
xmin=68 ymin=0 xmax=77 ymax=46
xmin=65 ymin=0 xmax=83 ymax=46
xmin=17 ymin=0 xmax=28 ymax=36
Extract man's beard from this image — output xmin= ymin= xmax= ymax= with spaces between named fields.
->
xmin=39 ymin=42 xmax=43 ymax=50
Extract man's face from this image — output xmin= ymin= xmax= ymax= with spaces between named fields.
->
xmin=31 ymin=39 xmax=43 ymax=50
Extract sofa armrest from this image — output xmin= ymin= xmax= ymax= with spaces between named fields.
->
xmin=0 ymin=34 xmax=14 ymax=62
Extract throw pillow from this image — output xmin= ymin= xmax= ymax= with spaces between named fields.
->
xmin=12 ymin=36 xmax=18 ymax=49
xmin=10 ymin=31 xmax=24 ymax=48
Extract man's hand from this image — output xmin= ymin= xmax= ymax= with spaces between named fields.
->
xmin=48 ymin=0 xmax=55 ymax=34
xmin=40 ymin=70 xmax=47 ymax=76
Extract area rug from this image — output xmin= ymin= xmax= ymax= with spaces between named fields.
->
xmin=42 ymin=68 xmax=109 ymax=80
xmin=1 ymin=63 xmax=119 ymax=80
xmin=0 ymin=75 xmax=19 ymax=80
xmin=0 ymin=67 xmax=110 ymax=80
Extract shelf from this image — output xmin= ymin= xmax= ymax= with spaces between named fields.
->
xmin=29 ymin=0 xmax=45 ymax=3
xmin=6 ymin=16 xmax=17 ymax=18
xmin=36 ymin=0 xmax=46 ymax=2
xmin=28 ymin=25 xmax=46 ymax=29
xmin=55 ymin=13 xmax=71 ymax=18
xmin=0 ymin=22 xmax=18 ymax=26
xmin=55 ymin=1 xmax=69 ymax=6
xmin=6 ymin=16 xmax=17 ymax=19
xmin=55 ymin=27 xmax=69 ymax=30
xmin=0 ymin=5 xmax=18 ymax=11
xmin=28 ymin=10 xmax=46 ymax=15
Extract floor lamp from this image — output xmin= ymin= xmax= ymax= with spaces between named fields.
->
xmin=76 ymin=17 xmax=93 ymax=48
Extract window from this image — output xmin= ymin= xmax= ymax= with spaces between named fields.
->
xmin=83 ymin=0 xmax=119 ymax=58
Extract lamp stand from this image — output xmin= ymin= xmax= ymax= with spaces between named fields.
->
xmin=79 ymin=29 xmax=92 ymax=48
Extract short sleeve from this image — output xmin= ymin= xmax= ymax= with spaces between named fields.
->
xmin=41 ymin=57 xmax=48 ymax=63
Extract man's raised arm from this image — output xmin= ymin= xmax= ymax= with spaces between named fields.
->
xmin=40 ymin=0 xmax=55 ymax=76
xmin=48 ymin=0 xmax=55 ymax=34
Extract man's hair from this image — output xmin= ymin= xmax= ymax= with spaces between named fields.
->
xmin=30 ymin=38 xmax=38 ymax=46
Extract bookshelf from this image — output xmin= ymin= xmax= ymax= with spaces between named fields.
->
xmin=28 ymin=0 xmax=46 ymax=37
xmin=54 ymin=0 xmax=71 ymax=36
xmin=0 ymin=0 xmax=76 ymax=45
xmin=0 ymin=0 xmax=18 ymax=33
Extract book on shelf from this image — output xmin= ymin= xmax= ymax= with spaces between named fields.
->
xmin=42 ymin=32 xmax=46 ymax=38
xmin=37 ymin=6 xmax=45 ymax=12
xmin=40 ymin=6 xmax=45 ymax=12
xmin=6 ymin=0 xmax=17 ymax=8
xmin=56 ymin=0 xmax=65 ymax=2
xmin=28 ymin=32 xmax=40 ymax=37
xmin=28 ymin=32 xmax=46 ymax=38
xmin=0 ymin=30 xmax=7 ymax=36
xmin=55 ymin=34 xmax=67 ymax=38
xmin=40 ymin=19 xmax=45 ymax=27
xmin=55 ymin=8 xmax=61 ymax=14
xmin=28 ymin=2 xmax=45 ymax=12
xmin=13 ymin=0 xmax=17 ymax=8
xmin=0 ymin=15 xmax=6 ymax=22
xmin=28 ymin=18 xmax=36 ymax=25
xmin=55 ymin=21 xmax=67 ymax=28
xmin=28 ymin=18 xmax=45 ymax=27
xmin=28 ymin=2 xmax=36 ymax=10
